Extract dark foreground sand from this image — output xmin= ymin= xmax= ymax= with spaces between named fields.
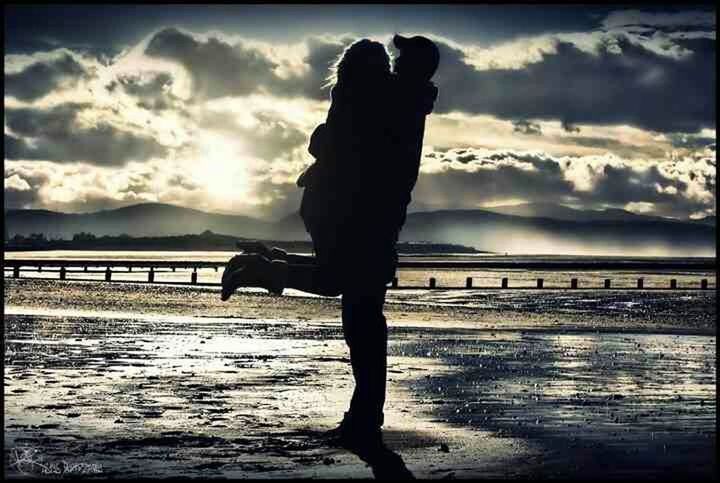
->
xmin=4 ymin=279 xmax=717 ymax=479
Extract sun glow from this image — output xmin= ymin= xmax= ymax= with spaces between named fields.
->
xmin=188 ymin=131 xmax=251 ymax=211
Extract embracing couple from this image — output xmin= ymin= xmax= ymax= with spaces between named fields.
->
xmin=221 ymin=34 xmax=440 ymax=458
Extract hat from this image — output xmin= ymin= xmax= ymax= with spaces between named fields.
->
xmin=393 ymin=34 xmax=440 ymax=76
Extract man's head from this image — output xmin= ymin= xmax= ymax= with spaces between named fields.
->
xmin=392 ymin=34 xmax=440 ymax=82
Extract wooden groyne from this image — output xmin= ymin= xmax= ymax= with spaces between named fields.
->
xmin=3 ymin=258 xmax=716 ymax=291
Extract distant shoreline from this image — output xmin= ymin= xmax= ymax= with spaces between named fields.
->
xmin=3 ymin=232 xmax=491 ymax=256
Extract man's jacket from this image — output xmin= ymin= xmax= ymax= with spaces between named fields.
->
xmin=298 ymin=76 xmax=438 ymax=233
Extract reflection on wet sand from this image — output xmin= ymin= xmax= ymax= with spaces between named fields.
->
xmin=3 ymin=279 xmax=717 ymax=479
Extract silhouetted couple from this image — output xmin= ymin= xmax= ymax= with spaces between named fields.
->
xmin=221 ymin=35 xmax=439 ymax=462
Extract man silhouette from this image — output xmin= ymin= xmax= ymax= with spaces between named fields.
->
xmin=222 ymin=35 xmax=440 ymax=458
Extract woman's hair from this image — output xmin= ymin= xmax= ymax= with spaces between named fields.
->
xmin=323 ymin=39 xmax=391 ymax=90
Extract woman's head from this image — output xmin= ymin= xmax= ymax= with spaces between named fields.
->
xmin=325 ymin=39 xmax=391 ymax=89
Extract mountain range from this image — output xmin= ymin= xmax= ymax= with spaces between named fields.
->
xmin=4 ymin=202 xmax=716 ymax=256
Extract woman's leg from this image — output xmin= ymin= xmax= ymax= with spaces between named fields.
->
xmin=285 ymin=262 xmax=342 ymax=296
xmin=283 ymin=223 xmax=346 ymax=296
xmin=284 ymin=253 xmax=317 ymax=265
xmin=236 ymin=240 xmax=317 ymax=265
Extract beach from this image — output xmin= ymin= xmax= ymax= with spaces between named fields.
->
xmin=4 ymin=278 xmax=717 ymax=479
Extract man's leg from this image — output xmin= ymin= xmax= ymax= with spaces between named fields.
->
xmin=341 ymin=285 xmax=389 ymax=431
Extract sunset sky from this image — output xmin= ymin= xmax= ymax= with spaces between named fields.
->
xmin=4 ymin=4 xmax=716 ymax=220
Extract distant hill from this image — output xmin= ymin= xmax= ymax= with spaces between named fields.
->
xmin=4 ymin=202 xmax=716 ymax=256
xmin=481 ymin=202 xmax=670 ymax=222
xmin=5 ymin=203 xmax=274 ymax=240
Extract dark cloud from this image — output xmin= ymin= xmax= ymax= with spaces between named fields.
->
xmin=144 ymin=28 xmax=350 ymax=101
xmin=561 ymin=120 xmax=580 ymax=133
xmin=512 ymin=119 xmax=543 ymax=136
xmin=4 ymin=178 xmax=41 ymax=209
xmin=4 ymin=167 xmax=50 ymax=209
xmin=145 ymin=28 xmax=281 ymax=99
xmin=5 ymin=103 xmax=168 ymax=165
xmin=109 ymin=72 xmax=179 ymax=111
xmin=4 ymin=134 xmax=28 ymax=158
xmin=666 ymin=133 xmax=716 ymax=150
xmin=5 ymin=53 xmax=90 ymax=101
xmin=588 ymin=163 xmax=684 ymax=205
xmin=294 ymin=35 xmax=354 ymax=99
xmin=601 ymin=9 xmax=715 ymax=33
xmin=433 ymin=35 xmax=715 ymax=133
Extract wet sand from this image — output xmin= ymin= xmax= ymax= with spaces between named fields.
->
xmin=4 ymin=279 xmax=717 ymax=479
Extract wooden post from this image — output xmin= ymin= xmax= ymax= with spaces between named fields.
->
xmin=391 ymin=277 xmax=398 ymax=288
xmin=148 ymin=267 xmax=155 ymax=283
xmin=537 ymin=278 xmax=544 ymax=289
xmin=570 ymin=278 xmax=578 ymax=289
xmin=172 ymin=267 xmax=176 ymax=272
xmin=105 ymin=267 xmax=112 ymax=282
xmin=604 ymin=279 xmax=611 ymax=289
xmin=38 ymin=265 xmax=42 ymax=272
xmin=466 ymin=277 xmax=473 ymax=288
xmin=501 ymin=278 xmax=508 ymax=289
xmin=637 ymin=278 xmax=644 ymax=289
xmin=429 ymin=277 xmax=436 ymax=289
xmin=128 ymin=266 xmax=132 ymax=272
xmin=84 ymin=266 xmax=88 ymax=272
xmin=701 ymin=279 xmax=708 ymax=290
xmin=191 ymin=268 xmax=198 ymax=285
xmin=13 ymin=266 xmax=20 ymax=278
xmin=670 ymin=279 xmax=677 ymax=289
xmin=59 ymin=267 xmax=66 ymax=280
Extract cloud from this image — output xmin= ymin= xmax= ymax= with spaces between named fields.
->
xmin=512 ymin=120 xmax=542 ymax=136
xmin=107 ymin=71 xmax=180 ymax=111
xmin=143 ymin=28 xmax=351 ymax=101
xmin=199 ymin=106 xmax=309 ymax=163
xmin=5 ymin=52 xmax=91 ymax=101
xmin=4 ymin=173 xmax=38 ymax=208
xmin=602 ymin=9 xmax=715 ymax=32
xmin=5 ymin=103 xmax=169 ymax=165
xmin=430 ymin=24 xmax=715 ymax=133
xmin=412 ymin=147 xmax=716 ymax=219
xmin=4 ymin=160 xmax=191 ymax=213
xmin=561 ymin=120 xmax=580 ymax=133
xmin=4 ymin=165 xmax=49 ymax=209
xmin=144 ymin=28 xmax=280 ymax=100
xmin=665 ymin=132 xmax=716 ymax=150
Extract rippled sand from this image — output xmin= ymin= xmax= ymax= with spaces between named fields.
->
xmin=4 ymin=279 xmax=717 ymax=479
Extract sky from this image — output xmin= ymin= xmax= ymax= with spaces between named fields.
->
xmin=4 ymin=4 xmax=717 ymax=221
